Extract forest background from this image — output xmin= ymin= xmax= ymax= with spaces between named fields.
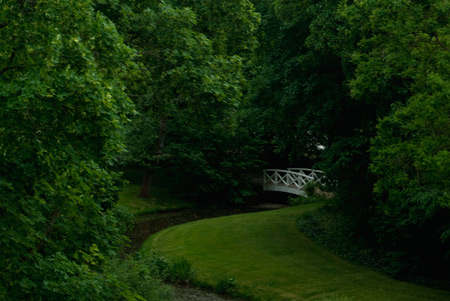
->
xmin=0 ymin=0 xmax=449 ymax=299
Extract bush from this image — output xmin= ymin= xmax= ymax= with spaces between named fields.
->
xmin=105 ymin=253 xmax=174 ymax=301
xmin=296 ymin=206 xmax=450 ymax=289
xmin=370 ymin=91 xmax=450 ymax=280
xmin=288 ymin=182 xmax=331 ymax=206
xmin=214 ymin=276 xmax=236 ymax=294
xmin=169 ymin=257 xmax=195 ymax=284
xmin=288 ymin=195 xmax=314 ymax=206
xmin=296 ymin=207 xmax=384 ymax=271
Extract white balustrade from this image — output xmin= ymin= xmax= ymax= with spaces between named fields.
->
xmin=263 ymin=168 xmax=325 ymax=196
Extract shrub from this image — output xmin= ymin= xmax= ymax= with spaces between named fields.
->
xmin=214 ymin=276 xmax=236 ymax=294
xmin=370 ymin=91 xmax=450 ymax=279
xmin=169 ymin=257 xmax=195 ymax=284
xmin=105 ymin=253 xmax=174 ymax=301
xmin=296 ymin=207 xmax=383 ymax=271
xmin=288 ymin=182 xmax=331 ymax=206
xmin=288 ymin=195 xmax=313 ymax=206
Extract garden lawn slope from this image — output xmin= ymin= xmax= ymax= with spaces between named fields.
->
xmin=142 ymin=204 xmax=450 ymax=300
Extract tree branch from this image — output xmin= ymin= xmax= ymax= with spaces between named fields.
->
xmin=127 ymin=93 xmax=150 ymax=98
xmin=0 ymin=52 xmax=21 ymax=76
xmin=0 ymin=66 xmax=21 ymax=76
xmin=8 ymin=51 xmax=15 ymax=64
xmin=35 ymin=209 xmax=62 ymax=254
xmin=434 ymin=35 xmax=450 ymax=52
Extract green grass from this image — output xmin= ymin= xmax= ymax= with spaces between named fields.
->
xmin=117 ymin=167 xmax=195 ymax=216
xmin=118 ymin=184 xmax=194 ymax=216
xmin=142 ymin=204 xmax=450 ymax=300
xmin=116 ymin=167 xmax=194 ymax=216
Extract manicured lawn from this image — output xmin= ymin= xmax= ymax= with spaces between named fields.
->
xmin=142 ymin=204 xmax=450 ymax=300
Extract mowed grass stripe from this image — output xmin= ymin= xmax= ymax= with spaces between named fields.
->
xmin=142 ymin=204 xmax=450 ymax=300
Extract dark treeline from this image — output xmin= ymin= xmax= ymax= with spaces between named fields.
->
xmin=249 ymin=0 xmax=450 ymax=284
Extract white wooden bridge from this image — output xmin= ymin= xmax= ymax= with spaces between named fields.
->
xmin=263 ymin=168 xmax=325 ymax=196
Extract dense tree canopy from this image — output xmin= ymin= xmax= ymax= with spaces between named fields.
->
xmin=0 ymin=0 xmax=134 ymax=298
xmin=172 ymin=0 xmax=260 ymax=56
xmin=250 ymin=0 xmax=379 ymax=223
xmin=250 ymin=0 xmax=450 ymax=280
xmin=104 ymin=0 xmax=261 ymax=200
xmin=342 ymin=0 xmax=450 ymax=276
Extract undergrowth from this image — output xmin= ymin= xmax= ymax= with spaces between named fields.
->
xmin=214 ymin=276 xmax=236 ymax=294
xmin=105 ymin=253 xmax=174 ymax=300
xmin=296 ymin=206 xmax=450 ymax=290
xmin=296 ymin=206 xmax=384 ymax=271
xmin=170 ymin=257 xmax=195 ymax=284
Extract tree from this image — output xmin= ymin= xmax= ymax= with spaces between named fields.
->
xmin=108 ymin=0 xmax=260 ymax=199
xmin=341 ymin=0 xmax=450 ymax=277
xmin=250 ymin=0 xmax=347 ymax=163
xmin=165 ymin=106 xmax=265 ymax=202
xmin=249 ymin=0 xmax=388 ymax=227
xmin=171 ymin=0 xmax=260 ymax=57
xmin=0 ymin=0 xmax=135 ymax=298
xmin=250 ymin=0 xmax=450 ymax=281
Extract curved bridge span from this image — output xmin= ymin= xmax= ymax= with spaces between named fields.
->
xmin=263 ymin=168 xmax=325 ymax=196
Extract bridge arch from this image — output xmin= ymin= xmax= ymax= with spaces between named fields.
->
xmin=263 ymin=168 xmax=325 ymax=196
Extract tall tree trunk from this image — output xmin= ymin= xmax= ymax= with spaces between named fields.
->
xmin=139 ymin=168 xmax=154 ymax=198
xmin=139 ymin=116 xmax=168 ymax=198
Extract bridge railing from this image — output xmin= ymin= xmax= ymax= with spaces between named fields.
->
xmin=287 ymin=168 xmax=326 ymax=185
xmin=263 ymin=168 xmax=326 ymax=196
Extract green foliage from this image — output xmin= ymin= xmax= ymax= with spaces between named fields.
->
xmin=117 ymin=167 xmax=195 ymax=215
xmin=0 ymin=0 xmax=135 ymax=298
xmin=105 ymin=253 xmax=174 ymax=301
xmin=214 ymin=276 xmax=236 ymax=294
xmin=115 ymin=1 xmax=245 ymax=168
xmin=370 ymin=88 xmax=450 ymax=276
xmin=250 ymin=0 xmax=380 ymax=227
xmin=340 ymin=0 xmax=450 ymax=277
xmin=165 ymin=112 xmax=265 ymax=202
xmin=251 ymin=0 xmax=450 ymax=281
xmin=287 ymin=182 xmax=326 ymax=206
xmin=103 ymin=0 xmax=262 ymax=202
xmin=288 ymin=195 xmax=311 ymax=206
xmin=169 ymin=257 xmax=195 ymax=284
xmin=251 ymin=0 xmax=351 ymax=159
xmin=118 ymin=183 xmax=194 ymax=216
xmin=296 ymin=207 xmax=385 ymax=274
xmin=171 ymin=0 xmax=260 ymax=57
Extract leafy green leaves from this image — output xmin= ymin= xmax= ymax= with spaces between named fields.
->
xmin=0 ymin=0 xmax=134 ymax=298
xmin=251 ymin=0 xmax=450 ymax=279
xmin=109 ymin=0 xmax=260 ymax=200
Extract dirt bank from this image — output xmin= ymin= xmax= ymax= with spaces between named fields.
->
xmin=124 ymin=205 xmax=278 ymax=254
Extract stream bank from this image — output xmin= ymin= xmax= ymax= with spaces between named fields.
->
xmin=124 ymin=204 xmax=286 ymax=254
xmin=123 ymin=203 xmax=287 ymax=300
